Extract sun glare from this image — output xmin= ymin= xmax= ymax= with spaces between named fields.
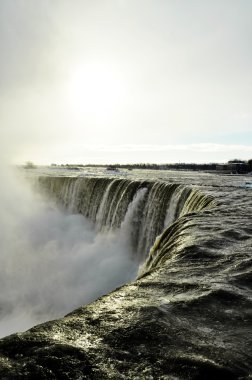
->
xmin=66 ymin=63 xmax=124 ymax=119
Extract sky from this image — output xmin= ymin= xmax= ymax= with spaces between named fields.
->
xmin=0 ymin=0 xmax=252 ymax=165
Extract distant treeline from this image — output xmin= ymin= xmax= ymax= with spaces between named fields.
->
xmin=53 ymin=162 xmax=216 ymax=170
xmin=52 ymin=159 xmax=252 ymax=174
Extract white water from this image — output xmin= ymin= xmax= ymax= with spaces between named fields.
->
xmin=95 ymin=179 xmax=117 ymax=230
xmin=164 ymin=186 xmax=182 ymax=227
xmin=0 ymin=168 xmax=141 ymax=338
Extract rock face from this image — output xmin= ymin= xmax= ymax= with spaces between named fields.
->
xmin=0 ymin=175 xmax=251 ymax=379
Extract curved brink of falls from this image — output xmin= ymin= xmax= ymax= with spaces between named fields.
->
xmin=0 ymin=176 xmax=251 ymax=379
xmin=37 ymin=176 xmax=217 ymax=261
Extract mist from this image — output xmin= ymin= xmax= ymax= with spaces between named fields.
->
xmin=0 ymin=166 xmax=139 ymax=338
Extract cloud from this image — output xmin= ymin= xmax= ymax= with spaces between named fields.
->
xmin=1 ymin=0 xmax=252 ymax=163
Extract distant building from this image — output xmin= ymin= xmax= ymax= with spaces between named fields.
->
xmin=24 ymin=161 xmax=37 ymax=169
xmin=216 ymin=162 xmax=247 ymax=174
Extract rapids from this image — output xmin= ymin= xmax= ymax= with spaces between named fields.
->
xmin=0 ymin=168 xmax=251 ymax=379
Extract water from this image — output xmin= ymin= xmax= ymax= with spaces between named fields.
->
xmin=0 ymin=166 xmax=251 ymax=378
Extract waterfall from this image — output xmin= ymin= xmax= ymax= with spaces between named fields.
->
xmin=38 ymin=176 xmax=216 ymax=260
xmin=1 ymin=175 xmax=250 ymax=380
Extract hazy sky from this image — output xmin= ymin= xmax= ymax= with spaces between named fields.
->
xmin=1 ymin=0 xmax=252 ymax=164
